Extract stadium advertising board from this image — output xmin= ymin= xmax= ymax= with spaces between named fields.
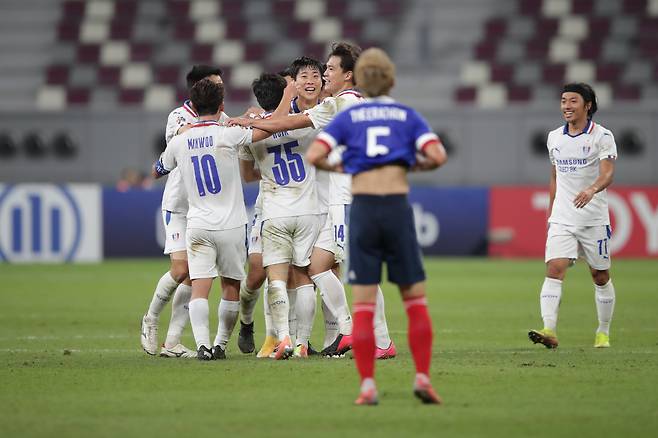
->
xmin=0 ymin=184 xmax=102 ymax=263
xmin=489 ymin=186 xmax=658 ymax=258
xmin=101 ymin=186 xmax=489 ymax=257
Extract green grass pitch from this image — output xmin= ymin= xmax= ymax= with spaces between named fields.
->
xmin=1 ymin=258 xmax=657 ymax=438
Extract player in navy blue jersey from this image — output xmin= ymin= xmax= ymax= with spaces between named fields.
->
xmin=307 ymin=48 xmax=448 ymax=405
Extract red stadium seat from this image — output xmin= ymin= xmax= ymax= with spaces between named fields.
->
xmin=77 ymin=44 xmax=100 ymax=63
xmin=508 ymin=85 xmax=532 ymax=102
xmin=97 ymin=66 xmax=121 ymax=86
xmin=119 ymin=88 xmax=145 ymax=105
xmin=46 ymin=65 xmax=70 ymax=85
xmin=155 ymin=65 xmax=180 ymax=85
xmin=67 ymin=87 xmax=90 ymax=105
xmin=597 ymin=63 xmax=623 ymax=83
xmin=490 ymin=64 xmax=514 ymax=83
xmin=131 ymin=43 xmax=153 ymax=62
xmin=190 ymin=44 xmax=214 ymax=63
xmin=614 ymin=83 xmax=641 ymax=100
xmin=542 ymin=64 xmax=566 ymax=84
xmin=454 ymin=86 xmax=476 ymax=103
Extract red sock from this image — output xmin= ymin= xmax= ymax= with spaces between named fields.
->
xmin=404 ymin=296 xmax=433 ymax=375
xmin=352 ymin=302 xmax=376 ymax=381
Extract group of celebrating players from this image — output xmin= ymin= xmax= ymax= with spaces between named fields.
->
xmin=138 ymin=40 xmax=619 ymax=406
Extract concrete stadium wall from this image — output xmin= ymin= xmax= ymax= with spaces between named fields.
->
xmin=0 ymin=108 xmax=656 ymax=186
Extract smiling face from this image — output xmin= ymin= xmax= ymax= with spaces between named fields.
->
xmin=294 ymin=66 xmax=322 ymax=101
xmin=323 ymin=55 xmax=351 ymax=96
xmin=561 ymin=91 xmax=590 ymax=124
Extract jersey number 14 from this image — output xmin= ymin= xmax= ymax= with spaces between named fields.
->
xmin=191 ymin=154 xmax=221 ymax=196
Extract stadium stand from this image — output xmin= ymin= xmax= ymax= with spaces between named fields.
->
xmin=454 ymin=0 xmax=658 ymax=108
xmin=36 ymin=0 xmax=402 ymax=110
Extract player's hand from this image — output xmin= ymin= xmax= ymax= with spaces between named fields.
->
xmin=242 ymin=106 xmax=263 ymax=118
xmin=177 ymin=124 xmax=192 ymax=135
xmin=283 ymin=80 xmax=298 ymax=98
xmin=573 ymin=187 xmax=596 ymax=208
xmin=228 ymin=117 xmax=254 ymax=127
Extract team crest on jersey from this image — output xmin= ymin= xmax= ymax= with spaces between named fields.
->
xmin=582 ymin=145 xmax=591 ymax=155
xmin=171 ymin=232 xmax=180 ymax=241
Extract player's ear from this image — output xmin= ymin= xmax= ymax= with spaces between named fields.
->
xmin=345 ymin=70 xmax=353 ymax=83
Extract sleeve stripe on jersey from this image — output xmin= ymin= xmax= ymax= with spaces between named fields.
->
xmin=154 ymin=159 xmax=170 ymax=176
xmin=316 ymin=132 xmax=337 ymax=151
xmin=416 ymin=132 xmax=440 ymax=151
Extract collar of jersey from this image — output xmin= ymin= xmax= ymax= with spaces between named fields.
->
xmin=191 ymin=119 xmax=220 ymax=128
xmin=336 ymin=88 xmax=361 ymax=98
xmin=183 ymin=100 xmax=198 ymax=117
xmin=563 ymin=119 xmax=594 ymax=137
xmin=365 ymin=96 xmax=396 ymax=103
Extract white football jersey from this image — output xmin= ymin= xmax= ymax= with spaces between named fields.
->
xmin=305 ymin=89 xmax=363 ymax=206
xmin=158 ymin=120 xmax=251 ymax=231
xmin=240 ymin=116 xmax=319 ymax=221
xmin=162 ymin=100 xmax=229 ymax=213
xmin=547 ymin=120 xmax=618 ymax=226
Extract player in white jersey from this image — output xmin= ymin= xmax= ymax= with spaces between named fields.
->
xmin=529 ymin=83 xmax=618 ymax=350
xmin=239 ymin=73 xmax=323 ymax=360
xmin=153 ymin=79 xmax=272 ymax=360
xmin=141 ymin=65 xmax=224 ymax=358
xmin=230 ymin=43 xmax=395 ymax=359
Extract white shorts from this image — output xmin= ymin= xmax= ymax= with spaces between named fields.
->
xmin=248 ymin=213 xmax=262 ymax=255
xmin=545 ymin=223 xmax=612 ymax=270
xmin=314 ymin=213 xmax=336 ymax=254
xmin=329 ymin=204 xmax=349 ymax=264
xmin=261 ymin=214 xmax=321 ymax=268
xmin=186 ymin=226 xmax=247 ymax=280
xmin=162 ymin=210 xmax=187 ymax=255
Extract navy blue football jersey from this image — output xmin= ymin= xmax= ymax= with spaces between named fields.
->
xmin=316 ymin=97 xmax=439 ymax=175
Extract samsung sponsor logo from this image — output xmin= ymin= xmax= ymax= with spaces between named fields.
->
xmin=555 ymin=158 xmax=587 ymax=166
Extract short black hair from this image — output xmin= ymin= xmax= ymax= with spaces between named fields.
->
xmin=328 ymin=42 xmax=362 ymax=82
xmin=190 ymin=78 xmax=224 ymax=116
xmin=562 ymin=82 xmax=598 ymax=117
xmin=186 ymin=65 xmax=223 ymax=90
xmin=278 ymin=66 xmax=294 ymax=79
xmin=289 ymin=56 xmax=324 ymax=80
xmin=252 ymin=73 xmax=287 ymax=112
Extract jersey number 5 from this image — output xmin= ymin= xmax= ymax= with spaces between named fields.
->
xmin=191 ymin=154 xmax=221 ymax=196
xmin=267 ymin=140 xmax=306 ymax=186
xmin=366 ymin=126 xmax=390 ymax=157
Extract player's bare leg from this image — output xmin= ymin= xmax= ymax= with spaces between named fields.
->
xmin=590 ymin=267 xmax=614 ymax=348
xmin=238 ymin=253 xmax=266 ymax=353
xmin=213 ymin=277 xmax=241 ymax=359
xmin=529 ymin=258 xmax=569 ymax=349
xmin=400 ymin=282 xmax=441 ymax=405
xmin=266 ymin=263 xmax=294 ymax=360
xmin=189 ymin=278 xmax=214 ymax=360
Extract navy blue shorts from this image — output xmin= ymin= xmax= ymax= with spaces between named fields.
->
xmin=348 ymin=194 xmax=425 ymax=285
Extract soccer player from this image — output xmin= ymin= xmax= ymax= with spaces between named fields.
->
xmin=141 ymin=65 xmax=224 ymax=358
xmin=153 ymin=78 xmax=271 ymax=360
xmin=230 ymin=42 xmax=396 ymax=359
xmin=306 ymin=48 xmax=447 ymax=405
xmin=528 ymin=83 xmax=618 ymax=349
xmin=239 ymin=69 xmax=323 ymax=360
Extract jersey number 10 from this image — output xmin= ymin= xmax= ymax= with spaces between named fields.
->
xmin=191 ymin=154 xmax=221 ymax=196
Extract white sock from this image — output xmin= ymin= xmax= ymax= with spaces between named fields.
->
xmin=295 ymin=284 xmax=316 ymax=347
xmin=595 ymin=280 xmax=615 ymax=335
xmin=361 ymin=377 xmax=377 ymax=393
xmin=214 ymin=299 xmax=239 ymax=349
xmin=164 ymin=283 xmax=191 ymax=348
xmin=374 ymin=286 xmax=392 ymax=349
xmin=147 ymin=271 xmax=179 ymax=319
xmin=239 ymin=281 xmax=260 ymax=325
xmin=540 ymin=277 xmax=562 ymax=332
xmin=288 ymin=288 xmax=297 ymax=343
xmin=267 ymin=280 xmax=290 ymax=341
xmin=322 ymin=301 xmax=339 ymax=349
xmin=312 ymin=270 xmax=352 ymax=335
xmin=188 ymin=298 xmax=210 ymax=349
xmin=262 ymin=280 xmax=276 ymax=337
